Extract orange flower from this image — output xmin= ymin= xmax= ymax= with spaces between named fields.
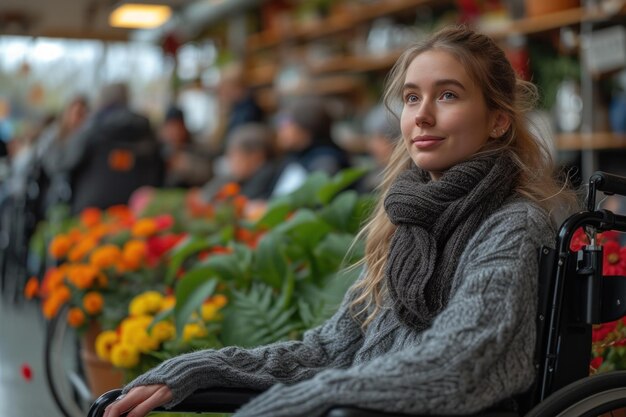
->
xmin=66 ymin=264 xmax=98 ymax=289
xmin=210 ymin=294 xmax=228 ymax=308
xmin=49 ymin=235 xmax=72 ymax=259
xmin=67 ymin=228 xmax=84 ymax=244
xmin=106 ymin=205 xmax=134 ymax=224
xmin=68 ymin=237 xmax=98 ymax=262
xmin=83 ymin=292 xmax=104 ymax=315
xmin=233 ymin=195 xmax=247 ymax=217
xmin=90 ymin=244 xmax=122 ymax=269
xmin=40 ymin=267 xmax=66 ymax=297
xmin=24 ymin=277 xmax=39 ymax=300
xmin=215 ymin=182 xmax=240 ymax=200
xmin=122 ymin=240 xmax=147 ymax=270
xmin=42 ymin=297 xmax=62 ymax=319
xmin=131 ymin=219 xmax=158 ymax=238
xmin=90 ymin=223 xmax=111 ymax=240
xmin=55 ymin=286 xmax=72 ymax=303
xmin=67 ymin=308 xmax=85 ymax=327
xmin=80 ymin=207 xmax=102 ymax=228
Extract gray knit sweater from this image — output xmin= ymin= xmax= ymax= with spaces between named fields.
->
xmin=125 ymin=198 xmax=554 ymax=416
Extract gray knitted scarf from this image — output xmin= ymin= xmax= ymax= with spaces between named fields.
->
xmin=384 ymin=151 xmax=519 ymax=330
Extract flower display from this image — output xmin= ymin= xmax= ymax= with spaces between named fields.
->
xmin=30 ymin=169 xmax=372 ymax=382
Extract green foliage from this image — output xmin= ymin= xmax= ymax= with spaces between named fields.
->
xmin=172 ymin=168 xmax=372 ymax=348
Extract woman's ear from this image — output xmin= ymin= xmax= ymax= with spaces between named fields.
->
xmin=489 ymin=111 xmax=511 ymax=139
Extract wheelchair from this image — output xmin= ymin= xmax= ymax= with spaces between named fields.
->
xmin=87 ymin=171 xmax=626 ymax=417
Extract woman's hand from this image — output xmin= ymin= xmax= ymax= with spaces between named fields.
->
xmin=103 ymin=384 xmax=172 ymax=417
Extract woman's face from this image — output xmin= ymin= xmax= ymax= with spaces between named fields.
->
xmin=400 ymin=50 xmax=499 ymax=179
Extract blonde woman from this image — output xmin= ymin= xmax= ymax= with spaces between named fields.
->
xmin=105 ymin=26 xmax=574 ymax=417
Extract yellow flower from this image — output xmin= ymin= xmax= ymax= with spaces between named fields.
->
xmin=128 ymin=295 xmax=151 ymax=316
xmin=160 ymin=295 xmax=176 ymax=312
xmin=201 ymin=303 xmax=219 ymax=321
xmin=90 ymin=244 xmax=122 ymax=269
xmin=83 ymin=292 xmax=104 ymax=315
xmin=129 ymin=292 xmax=163 ymax=316
xmin=110 ymin=343 xmax=140 ymax=368
xmin=143 ymin=291 xmax=164 ymax=312
xmin=183 ymin=323 xmax=207 ymax=342
xmin=49 ymin=235 xmax=72 ymax=259
xmin=131 ymin=219 xmax=158 ymax=238
xmin=67 ymin=307 xmax=85 ymax=327
xmin=150 ymin=321 xmax=175 ymax=342
xmin=95 ymin=330 xmax=119 ymax=361
xmin=120 ymin=319 xmax=159 ymax=353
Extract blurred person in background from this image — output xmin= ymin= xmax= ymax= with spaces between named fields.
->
xmin=356 ymin=103 xmax=400 ymax=194
xmin=272 ymin=96 xmax=351 ymax=196
xmin=3 ymin=112 xmax=56 ymax=201
xmin=66 ymin=82 xmax=164 ymax=214
xmin=159 ymin=106 xmax=212 ymax=188
xmin=34 ymin=94 xmax=89 ymax=215
xmin=208 ymin=63 xmax=265 ymax=157
xmin=202 ymin=122 xmax=279 ymax=201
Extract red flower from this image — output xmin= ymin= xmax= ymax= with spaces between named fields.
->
xmin=21 ymin=363 xmax=32 ymax=382
xmin=590 ymin=356 xmax=603 ymax=370
xmin=146 ymin=234 xmax=185 ymax=265
xmin=592 ymin=321 xmax=618 ymax=343
xmin=570 ymin=227 xmax=589 ymax=252
xmin=603 ymin=241 xmax=626 ymax=276
xmin=154 ymin=214 xmax=175 ymax=231
xmin=598 ymin=231 xmax=620 ymax=244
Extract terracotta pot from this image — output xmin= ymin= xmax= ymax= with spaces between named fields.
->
xmin=80 ymin=322 xmax=124 ymax=397
xmin=525 ymin=0 xmax=579 ymax=17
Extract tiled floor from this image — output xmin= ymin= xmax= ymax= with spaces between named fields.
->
xmin=0 ymin=293 xmax=79 ymax=417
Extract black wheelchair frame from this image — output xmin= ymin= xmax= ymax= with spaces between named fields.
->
xmin=87 ymin=171 xmax=626 ymax=417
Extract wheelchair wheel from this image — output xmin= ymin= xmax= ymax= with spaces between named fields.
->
xmin=45 ymin=305 xmax=91 ymax=417
xmin=526 ymin=371 xmax=626 ymax=417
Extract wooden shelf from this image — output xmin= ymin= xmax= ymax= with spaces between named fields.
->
xmin=556 ymin=132 xmax=626 ymax=150
xmin=247 ymin=0 xmax=445 ymax=51
xmin=485 ymin=5 xmax=626 ymax=38
xmin=309 ymin=50 xmax=404 ymax=75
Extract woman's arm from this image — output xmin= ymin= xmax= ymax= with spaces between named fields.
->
xmin=232 ymin=201 xmax=553 ymax=417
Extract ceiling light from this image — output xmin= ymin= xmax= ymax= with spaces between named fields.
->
xmin=109 ymin=4 xmax=172 ymax=29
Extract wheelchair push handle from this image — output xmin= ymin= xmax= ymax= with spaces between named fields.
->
xmin=587 ymin=171 xmax=626 ymax=212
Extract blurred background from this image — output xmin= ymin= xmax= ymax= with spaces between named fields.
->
xmin=2 ymin=0 xmax=626 ymax=416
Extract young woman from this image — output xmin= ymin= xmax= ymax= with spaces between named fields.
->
xmin=104 ymin=26 xmax=574 ymax=417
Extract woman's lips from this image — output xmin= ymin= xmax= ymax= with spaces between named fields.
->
xmin=412 ymin=135 xmax=444 ymax=149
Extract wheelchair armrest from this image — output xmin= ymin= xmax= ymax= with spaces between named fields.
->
xmin=89 ymin=388 xmax=518 ymax=417
xmin=87 ymin=387 xmax=262 ymax=417
xmin=325 ymin=407 xmax=519 ymax=417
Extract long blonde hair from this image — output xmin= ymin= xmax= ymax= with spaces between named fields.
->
xmin=350 ymin=26 xmax=577 ymax=326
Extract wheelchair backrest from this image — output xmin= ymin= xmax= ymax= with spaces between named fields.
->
xmin=520 ymin=172 xmax=626 ymax=413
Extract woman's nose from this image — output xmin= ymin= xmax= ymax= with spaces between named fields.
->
xmin=414 ymin=103 xmax=435 ymax=127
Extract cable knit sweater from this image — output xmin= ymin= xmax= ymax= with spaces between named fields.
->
xmin=124 ymin=197 xmax=554 ymax=416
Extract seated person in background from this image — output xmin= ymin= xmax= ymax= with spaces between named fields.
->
xmin=271 ymin=96 xmax=351 ymax=196
xmin=159 ymin=106 xmax=212 ymax=188
xmin=356 ymin=103 xmax=400 ymax=194
xmin=208 ymin=62 xmax=265 ymax=157
xmin=202 ymin=123 xmax=279 ymax=201
xmin=105 ymin=26 xmax=578 ymax=417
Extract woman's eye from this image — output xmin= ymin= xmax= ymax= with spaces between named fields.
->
xmin=405 ymin=94 xmax=419 ymax=103
xmin=441 ymin=91 xmax=457 ymax=100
